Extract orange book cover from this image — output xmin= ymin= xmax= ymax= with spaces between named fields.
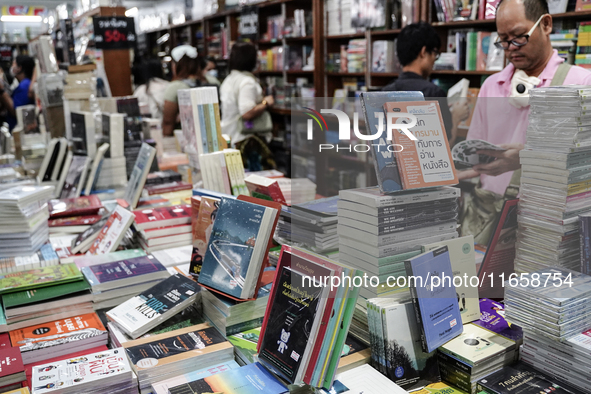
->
xmin=191 ymin=196 xmax=202 ymax=238
xmin=383 ymin=101 xmax=458 ymax=189
xmin=189 ymin=197 xmax=220 ymax=278
xmin=476 ymin=31 xmax=492 ymax=71
xmin=9 ymin=313 xmax=107 ymax=351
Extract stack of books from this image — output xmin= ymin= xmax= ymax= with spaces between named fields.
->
xmin=437 ymin=324 xmax=518 ymax=393
xmin=47 ymin=195 xmax=104 ymax=235
xmin=30 ymin=348 xmax=137 ymax=394
xmin=0 ymin=344 xmax=25 ymax=392
xmin=516 ymin=86 xmax=591 ymax=273
xmin=80 ymin=254 xmax=170 ymax=310
xmin=276 ymin=196 xmax=339 ymax=254
xmin=0 ymin=243 xmax=60 ymax=274
xmin=337 ymin=186 xmax=460 ymax=300
xmin=107 ymin=274 xmax=201 ymax=339
xmin=9 ymin=312 xmax=108 ymax=365
xmin=277 ymin=177 xmax=316 ymax=205
xmin=122 ymin=323 xmax=234 ymax=394
xmin=0 ymin=185 xmax=54 ymax=258
xmin=2 ymin=278 xmax=93 ymax=331
xmin=504 ymin=267 xmax=591 ymax=391
xmin=227 ymin=327 xmax=261 ymax=365
xmin=201 ymin=288 xmax=270 ymax=336
xmin=132 ymin=205 xmax=192 ymax=253
xmin=0 ymin=264 xmax=86 ymax=330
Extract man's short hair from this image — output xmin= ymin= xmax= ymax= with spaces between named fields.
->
xmin=497 ymin=0 xmax=549 ymax=22
xmin=396 ymin=22 xmax=441 ymax=67
xmin=15 ymin=55 xmax=35 ymax=80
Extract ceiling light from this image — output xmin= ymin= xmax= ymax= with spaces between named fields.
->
xmin=1 ymin=15 xmax=43 ymax=23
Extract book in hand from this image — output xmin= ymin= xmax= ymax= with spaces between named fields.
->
xmin=48 ymin=196 xmax=103 ymax=218
xmin=198 ymin=197 xmax=279 ymax=300
xmin=30 ymin=348 xmax=133 ymax=394
xmin=132 ymin=205 xmax=192 ymax=231
xmin=86 ymin=205 xmax=135 ymax=255
xmin=9 ymin=313 xmax=108 ymax=364
xmin=359 ymin=91 xmax=425 ymax=193
xmin=0 ymin=264 xmax=82 ymax=295
xmin=0 ymin=347 xmax=25 ymax=388
xmin=452 ymin=139 xmax=505 ymax=169
xmin=81 ymin=254 xmax=169 ymax=293
xmin=384 ymin=101 xmax=458 ymax=189
xmin=106 ymin=273 xmax=200 ymax=339
xmin=404 ymin=246 xmax=463 ymax=353
xmin=168 ymin=362 xmax=288 ymax=394
xmin=123 ymin=142 xmax=157 ymax=209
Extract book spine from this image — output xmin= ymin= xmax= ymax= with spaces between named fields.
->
xmin=207 ymin=102 xmax=219 ymax=152
xmin=218 ymin=153 xmax=232 ymax=195
xmin=213 ymin=102 xmax=225 ymax=149
xmin=366 ymin=301 xmax=378 ymax=370
xmin=439 ymin=364 xmax=472 ymax=393
xmin=580 ymin=215 xmax=591 ymax=274
xmin=224 ymin=151 xmax=239 ymax=195
xmin=476 ymin=383 xmax=496 ymax=394
xmin=232 ymin=151 xmax=249 ymax=195
xmin=378 ymin=306 xmax=389 ymax=376
xmin=436 ymin=351 xmax=473 ymax=374
xmin=404 ymin=260 xmax=428 ymax=353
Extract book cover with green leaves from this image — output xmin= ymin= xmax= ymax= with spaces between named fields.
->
xmin=0 ymin=264 xmax=82 ymax=295
xmin=2 ymin=279 xmax=90 ymax=308
xmin=228 ymin=327 xmax=261 ymax=364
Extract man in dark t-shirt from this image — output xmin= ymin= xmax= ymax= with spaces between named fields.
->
xmin=382 ymin=22 xmax=468 ymax=142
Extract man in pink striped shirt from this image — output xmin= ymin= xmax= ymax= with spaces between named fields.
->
xmin=460 ymin=0 xmax=591 ymax=196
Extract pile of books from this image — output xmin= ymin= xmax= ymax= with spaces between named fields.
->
xmin=132 ymin=205 xmax=192 ymax=253
xmin=201 ymin=288 xmax=270 ymax=336
xmin=0 ymin=264 xmax=89 ymax=330
xmin=0 ymin=186 xmax=54 ymax=258
xmin=438 ymin=324 xmax=518 ymax=393
xmin=337 ymin=186 xmax=460 ymax=300
xmin=277 ymin=177 xmax=316 ymax=205
xmin=515 ymin=86 xmax=591 ymax=273
xmin=47 ymin=195 xmax=104 ymax=235
xmin=80 ymin=254 xmax=170 ymax=310
xmin=504 ymin=267 xmax=591 ymax=391
xmin=346 ymin=39 xmax=366 ymax=73
xmin=0 ymin=340 xmax=25 ymax=392
xmin=9 ymin=312 xmax=109 ymax=365
xmin=122 ymin=323 xmax=234 ymax=394
xmin=276 ymin=196 xmax=338 ymax=254
xmin=30 ymin=348 xmax=136 ymax=394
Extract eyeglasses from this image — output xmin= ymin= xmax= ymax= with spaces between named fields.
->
xmin=432 ymin=50 xmax=441 ymax=60
xmin=494 ymin=14 xmax=546 ymax=50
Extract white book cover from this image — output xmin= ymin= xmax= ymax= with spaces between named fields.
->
xmin=102 ymin=113 xmax=125 ymax=158
xmin=86 ymin=205 xmax=135 ymax=255
xmin=0 ymin=185 xmax=54 ymax=205
xmin=334 ymin=364 xmax=406 ymax=394
xmin=37 ymin=139 xmax=59 ymax=183
xmin=123 ymin=143 xmax=156 ymax=209
xmin=447 ymin=78 xmax=469 ymax=99
xmin=31 ymin=348 xmax=132 ymax=394
xmin=70 ymin=111 xmax=96 ymax=159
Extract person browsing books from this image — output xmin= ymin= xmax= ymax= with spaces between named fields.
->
xmin=0 ymin=55 xmax=35 ymax=131
xmin=459 ymin=0 xmax=591 ymax=242
xmin=382 ymin=22 xmax=469 ymax=144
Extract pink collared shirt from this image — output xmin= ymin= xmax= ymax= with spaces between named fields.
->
xmin=466 ymin=50 xmax=591 ymax=195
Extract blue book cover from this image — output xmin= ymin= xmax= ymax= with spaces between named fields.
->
xmin=168 ymin=362 xmax=287 ymax=394
xmin=198 ymin=197 xmax=278 ymax=299
xmin=359 ymin=91 xmax=424 ymax=193
xmin=404 ymin=246 xmax=463 ymax=353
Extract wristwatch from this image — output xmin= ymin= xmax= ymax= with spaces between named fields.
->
xmin=261 ymin=99 xmax=268 ymax=107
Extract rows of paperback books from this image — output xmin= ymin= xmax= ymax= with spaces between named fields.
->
xmin=3 ymin=87 xmax=591 ymax=394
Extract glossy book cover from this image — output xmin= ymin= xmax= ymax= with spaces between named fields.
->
xmin=404 ymin=247 xmax=463 ymax=353
xmin=359 ymin=91 xmax=424 ymax=193
xmin=198 ymin=198 xmax=277 ymax=299
xmin=48 ymin=196 xmax=102 ymax=218
xmin=473 ymin=298 xmax=523 ymax=342
xmin=0 ymin=264 xmax=82 ymax=295
xmin=168 ymin=362 xmax=287 ymax=394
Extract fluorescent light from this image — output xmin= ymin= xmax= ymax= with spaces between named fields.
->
xmin=125 ymin=7 xmax=138 ymax=17
xmin=1 ymin=15 xmax=43 ymax=23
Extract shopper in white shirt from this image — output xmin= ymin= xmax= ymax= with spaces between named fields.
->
xmin=220 ymin=42 xmax=275 ymax=146
xmin=133 ymin=59 xmax=169 ymax=119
